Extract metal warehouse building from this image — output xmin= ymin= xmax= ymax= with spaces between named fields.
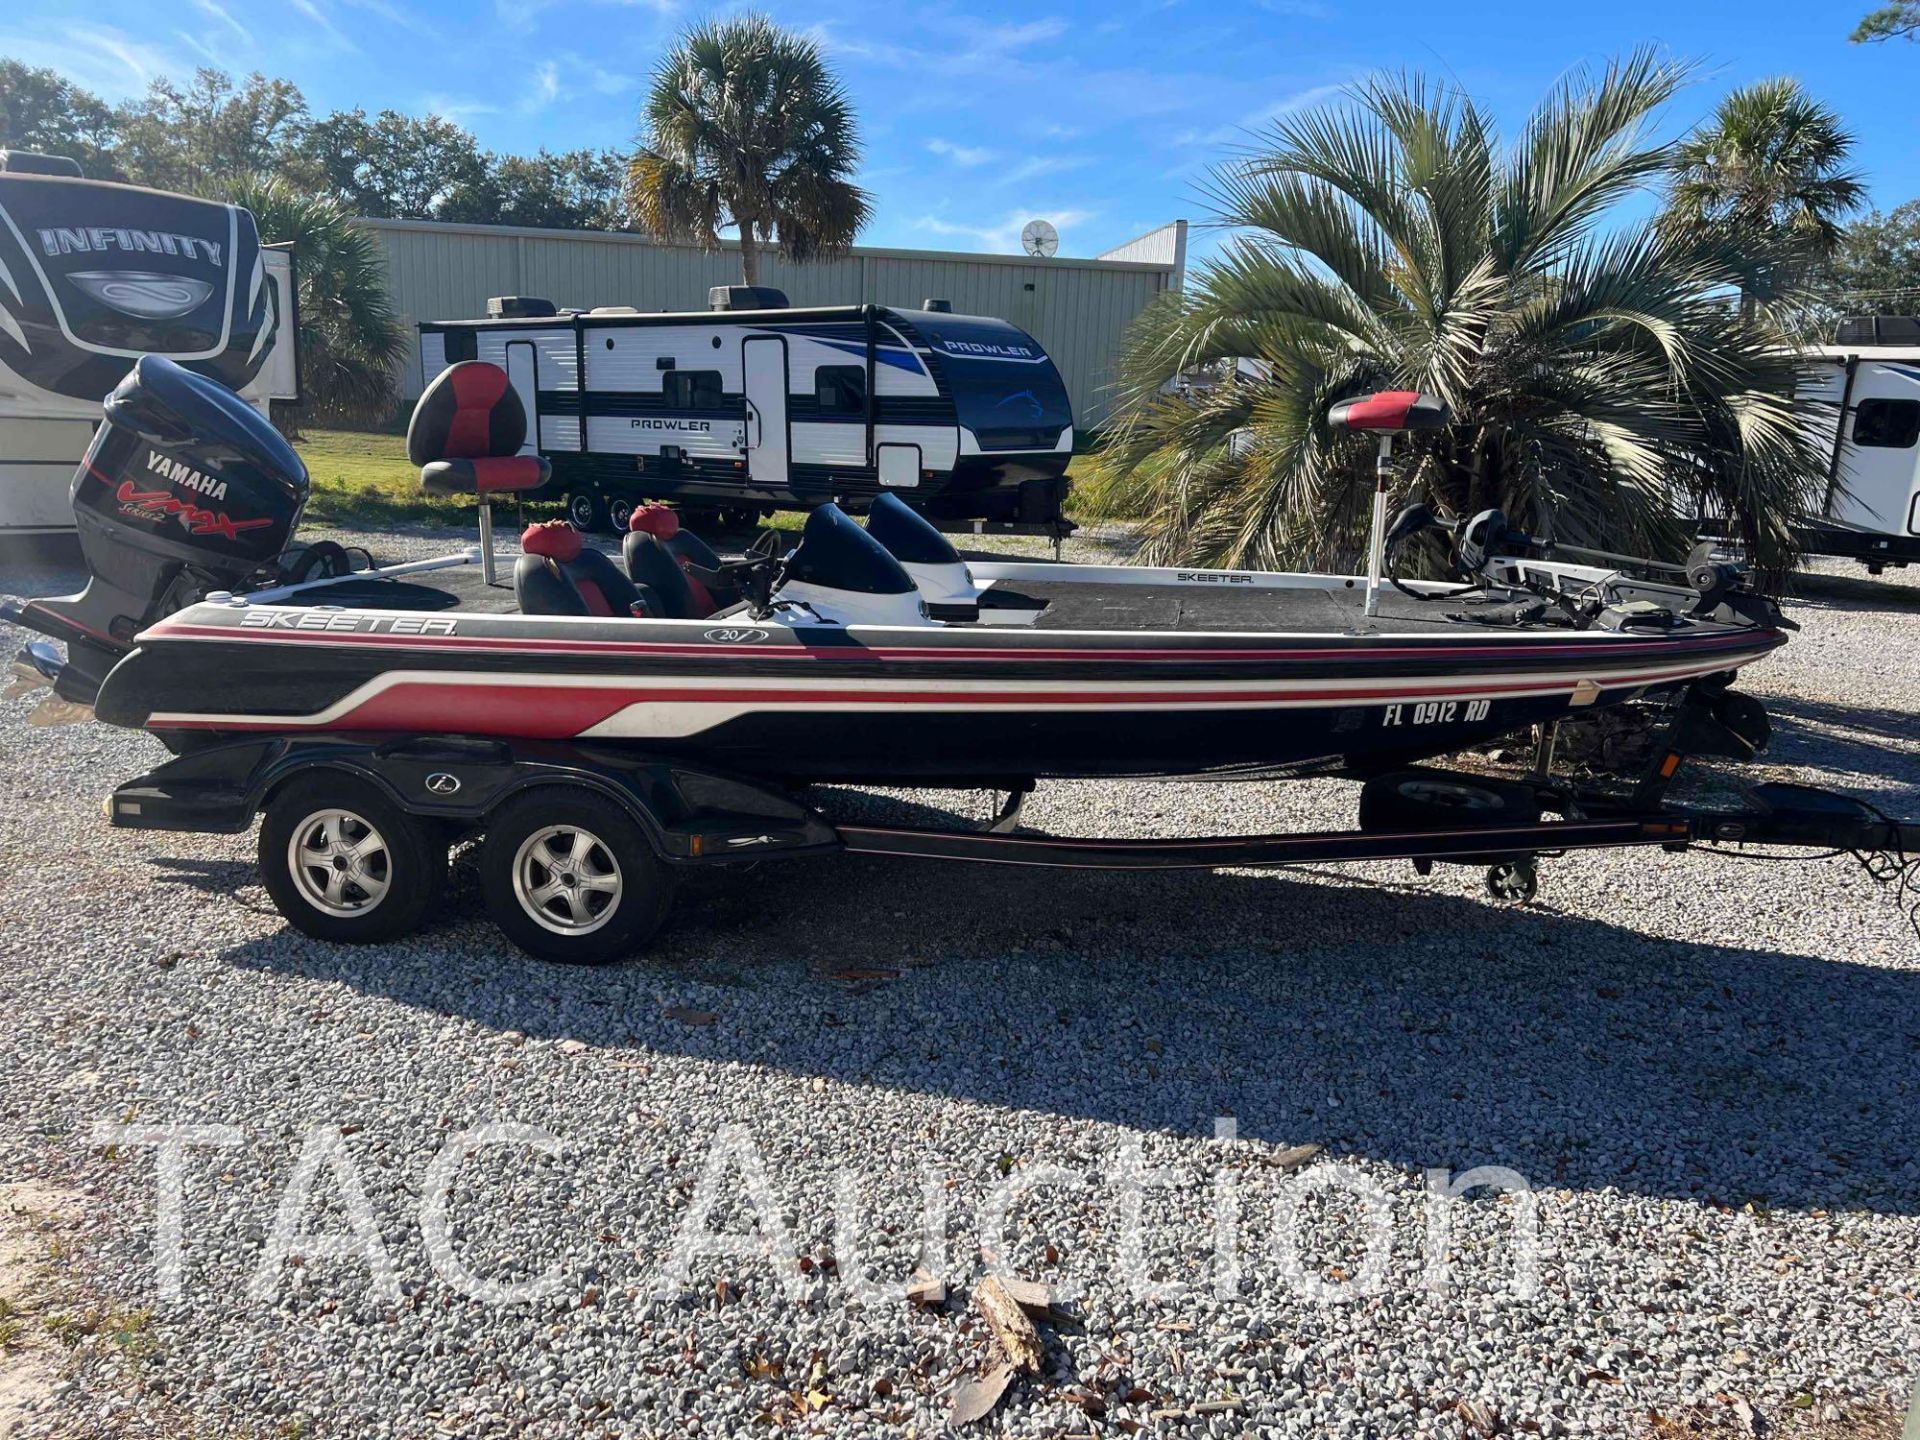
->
xmin=363 ymin=217 xmax=1187 ymax=429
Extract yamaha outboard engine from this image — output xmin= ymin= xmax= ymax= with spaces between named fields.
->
xmin=4 ymin=355 xmax=307 ymax=704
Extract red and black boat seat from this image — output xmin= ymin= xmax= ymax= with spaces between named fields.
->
xmin=623 ymin=505 xmax=735 ymax=617
xmin=515 ymin=521 xmax=650 ymax=617
xmin=407 ymin=361 xmax=553 ymax=495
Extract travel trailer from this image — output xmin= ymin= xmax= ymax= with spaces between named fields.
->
xmin=416 ymin=288 xmax=1074 ymax=534
xmin=0 ymin=151 xmax=298 ymax=549
xmin=1798 ymin=316 xmax=1920 ymax=571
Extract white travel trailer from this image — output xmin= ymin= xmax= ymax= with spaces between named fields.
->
xmin=0 ymin=151 xmax=298 ymax=549
xmin=1798 ymin=316 xmax=1920 ymax=571
xmin=417 ymin=288 xmax=1075 ymax=534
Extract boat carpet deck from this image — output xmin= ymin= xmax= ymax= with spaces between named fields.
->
xmin=302 ymin=555 xmax=1568 ymax=636
xmin=990 ymin=580 xmax=1557 ymax=635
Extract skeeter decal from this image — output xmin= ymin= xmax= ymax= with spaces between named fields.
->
xmin=237 ymin=611 xmax=460 ymax=635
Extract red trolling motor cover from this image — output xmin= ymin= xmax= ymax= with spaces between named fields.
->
xmin=1328 ymin=391 xmax=1449 ymax=433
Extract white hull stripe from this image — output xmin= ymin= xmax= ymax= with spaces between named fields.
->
xmin=148 ymin=656 xmax=1739 ymax=734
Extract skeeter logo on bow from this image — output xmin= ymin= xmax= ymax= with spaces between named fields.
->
xmin=113 ymin=479 xmax=273 ymax=542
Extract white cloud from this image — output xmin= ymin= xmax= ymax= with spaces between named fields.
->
xmin=999 ymin=155 xmax=1093 ymax=185
xmin=190 ymin=0 xmax=253 ymax=44
xmin=1173 ymin=81 xmax=1349 ymax=147
xmin=914 ymin=207 xmax=1098 ymax=255
xmin=288 ymin=0 xmax=357 ymax=51
xmin=927 ymin=138 xmax=994 ymax=167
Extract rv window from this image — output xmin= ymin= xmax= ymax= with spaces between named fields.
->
xmin=664 ymin=369 xmax=724 ymax=410
xmin=815 ymin=365 xmax=866 ymax=416
xmin=1855 ymin=399 xmax=1920 ymax=449
xmin=444 ymin=331 xmax=477 ymax=363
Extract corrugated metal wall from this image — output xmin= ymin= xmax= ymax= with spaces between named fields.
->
xmin=364 ymin=219 xmax=1176 ymax=428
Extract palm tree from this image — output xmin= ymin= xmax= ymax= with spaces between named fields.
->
xmin=1666 ymin=78 xmax=1864 ymax=290
xmin=1085 ymin=53 xmax=1831 ymax=575
xmin=226 ymin=174 xmax=408 ymax=426
xmin=628 ymin=14 xmax=871 ymax=287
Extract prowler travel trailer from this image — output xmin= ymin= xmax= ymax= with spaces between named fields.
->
xmin=0 ymin=150 xmax=298 ymax=551
xmin=1796 ymin=316 xmax=1920 ymax=572
xmin=416 ymin=287 xmax=1074 ymax=537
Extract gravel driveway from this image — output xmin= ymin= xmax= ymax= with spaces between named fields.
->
xmin=0 ymin=533 xmax=1915 ymax=1439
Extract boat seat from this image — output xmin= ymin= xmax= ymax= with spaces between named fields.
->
xmin=625 ymin=530 xmax=706 ymax=619
xmin=408 ymin=361 xmax=553 ymax=585
xmin=407 ymin=362 xmax=553 ymax=493
xmin=514 ymin=521 xmax=653 ymax=618
xmin=625 ymin=505 xmax=737 ymax=613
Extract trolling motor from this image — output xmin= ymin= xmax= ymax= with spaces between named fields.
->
xmin=1327 ymin=390 xmax=1451 ymax=617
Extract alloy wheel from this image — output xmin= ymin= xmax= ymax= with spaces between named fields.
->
xmin=511 ymin=824 xmax=623 ymax=935
xmin=287 ymin=809 xmax=393 ymax=917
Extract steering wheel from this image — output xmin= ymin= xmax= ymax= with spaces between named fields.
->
xmin=687 ymin=528 xmax=789 ymax=618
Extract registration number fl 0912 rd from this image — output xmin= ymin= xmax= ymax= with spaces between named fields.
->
xmin=1383 ymin=699 xmax=1491 ymax=727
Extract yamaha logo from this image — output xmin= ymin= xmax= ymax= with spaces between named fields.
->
xmin=424 ymin=773 xmax=461 ymax=796
xmin=705 ymin=627 xmax=768 ymax=644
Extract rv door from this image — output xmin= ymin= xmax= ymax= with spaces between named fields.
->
xmin=504 ymin=341 xmax=541 ymax=456
xmin=1827 ymin=359 xmax=1920 ymax=535
xmin=742 ymin=335 xmax=789 ymax=488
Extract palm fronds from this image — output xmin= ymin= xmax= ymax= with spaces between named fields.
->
xmin=1094 ymin=51 xmax=1832 ymax=575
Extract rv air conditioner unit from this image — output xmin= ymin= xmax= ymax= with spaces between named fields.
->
xmin=923 ymin=298 xmax=953 ymax=312
xmin=709 ymin=286 xmax=789 ymax=311
xmin=1835 ymin=315 xmax=1920 ymax=346
xmin=488 ymin=296 xmax=558 ymax=319
xmin=0 ymin=150 xmax=84 ymax=177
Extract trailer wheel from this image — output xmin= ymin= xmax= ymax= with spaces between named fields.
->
xmin=567 ymin=490 xmax=612 ymax=533
xmin=1485 ymin=859 xmax=1538 ymax=903
xmin=608 ymin=496 xmax=636 ymax=532
xmin=259 ymin=775 xmax=445 ymax=943
xmin=479 ymin=789 xmax=673 ymax=963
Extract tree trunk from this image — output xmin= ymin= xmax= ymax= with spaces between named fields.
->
xmin=739 ymin=223 xmax=760 ymax=287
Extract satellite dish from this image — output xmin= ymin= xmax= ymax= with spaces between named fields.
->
xmin=1021 ymin=219 xmax=1059 ymax=258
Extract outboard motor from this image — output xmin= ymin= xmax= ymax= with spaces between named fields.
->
xmin=4 ymin=355 xmax=307 ymax=705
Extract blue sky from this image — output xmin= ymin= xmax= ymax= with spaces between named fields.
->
xmin=3 ymin=0 xmax=1916 ymax=261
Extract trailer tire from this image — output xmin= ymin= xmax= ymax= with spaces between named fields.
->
xmin=607 ymin=496 xmax=636 ymax=532
xmin=479 ymin=788 xmax=672 ymax=964
xmin=567 ymin=490 xmax=612 ymax=533
xmin=259 ymin=775 xmax=445 ymax=944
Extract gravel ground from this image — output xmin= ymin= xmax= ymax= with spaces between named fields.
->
xmin=0 ymin=530 xmax=1915 ymax=1440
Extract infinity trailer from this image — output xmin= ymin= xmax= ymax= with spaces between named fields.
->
xmin=0 ymin=151 xmax=298 ymax=552
xmin=1797 ymin=316 xmax=1920 ymax=572
xmin=416 ymin=288 xmax=1074 ymax=535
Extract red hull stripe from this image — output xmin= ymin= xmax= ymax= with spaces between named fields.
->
xmin=143 ymin=620 xmax=1779 ymax=668
xmin=155 ymin=665 xmax=1732 ymax=736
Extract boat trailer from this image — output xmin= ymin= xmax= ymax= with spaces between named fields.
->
xmin=39 ymin=666 xmax=1920 ymax=958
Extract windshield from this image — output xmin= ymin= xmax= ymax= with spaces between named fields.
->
xmin=912 ymin=314 xmax=1072 ymax=450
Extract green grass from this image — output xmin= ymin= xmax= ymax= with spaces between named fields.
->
xmin=295 ymin=426 xmax=1092 ymax=533
xmin=297 ymin=428 xmax=499 ymax=528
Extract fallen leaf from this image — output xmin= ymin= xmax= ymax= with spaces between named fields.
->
xmin=663 ymin=1006 xmax=717 ymax=1026
xmin=1457 ymin=1398 xmax=1500 ymax=1438
xmin=1269 ymin=1142 xmax=1324 ymax=1172
xmin=904 ymin=1271 xmax=947 ymax=1308
xmin=948 ymin=1363 xmax=1016 ymax=1426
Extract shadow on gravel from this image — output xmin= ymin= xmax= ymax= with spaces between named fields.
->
xmin=208 ymin=828 xmax=1920 ymax=1219
xmin=1786 ymin=571 xmax=1920 ymax=613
